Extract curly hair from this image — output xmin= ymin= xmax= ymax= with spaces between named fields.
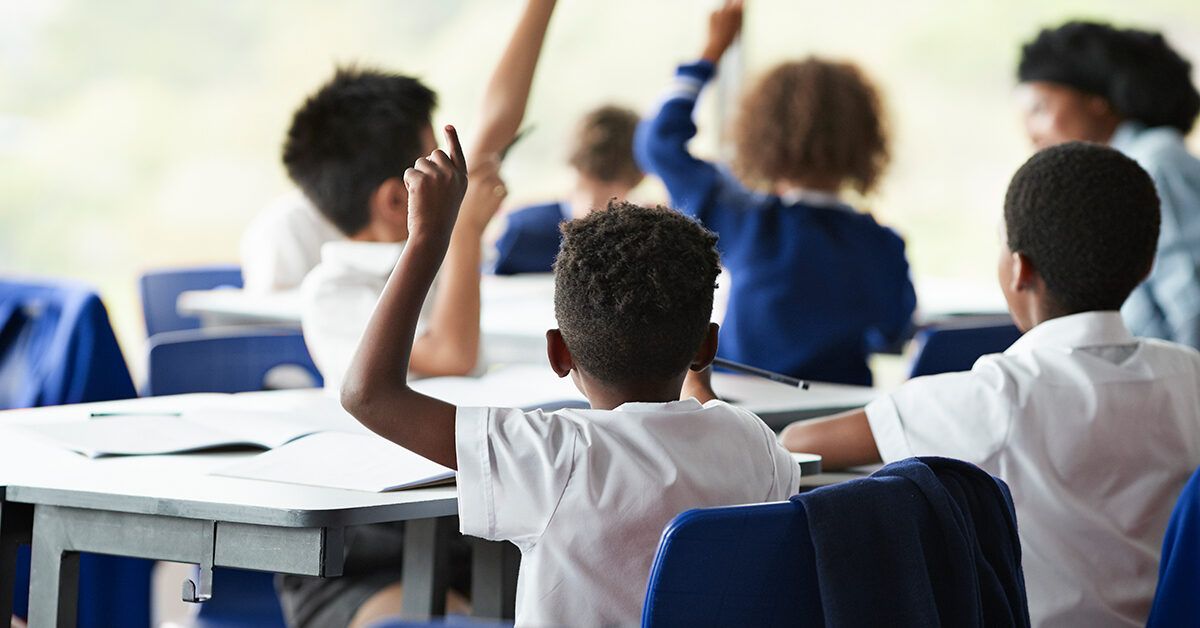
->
xmin=283 ymin=66 xmax=437 ymax=236
xmin=568 ymin=105 xmax=643 ymax=186
xmin=1005 ymin=142 xmax=1160 ymax=313
xmin=733 ymin=58 xmax=889 ymax=195
xmin=1018 ymin=21 xmax=1200 ymax=133
xmin=553 ymin=201 xmax=721 ymax=385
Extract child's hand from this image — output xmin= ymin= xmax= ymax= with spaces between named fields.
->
xmin=701 ymin=0 xmax=743 ymax=64
xmin=405 ymin=125 xmax=469 ymax=245
xmin=457 ymin=156 xmax=508 ymax=236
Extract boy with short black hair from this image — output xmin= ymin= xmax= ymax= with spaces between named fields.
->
xmin=775 ymin=142 xmax=1200 ymax=627
xmin=342 ymin=129 xmax=800 ymax=625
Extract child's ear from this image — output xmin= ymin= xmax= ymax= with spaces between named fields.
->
xmin=369 ymin=177 xmax=409 ymax=217
xmin=1013 ymin=252 xmax=1041 ymax=292
xmin=546 ymin=329 xmax=574 ymax=378
xmin=690 ymin=322 xmax=720 ymax=372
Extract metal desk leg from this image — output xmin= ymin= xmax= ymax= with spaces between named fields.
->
xmin=0 ymin=493 xmax=34 ymax=624
xmin=400 ymin=517 xmax=453 ymax=619
xmin=471 ymin=539 xmax=519 ymax=620
xmin=27 ymin=508 xmax=78 ymax=628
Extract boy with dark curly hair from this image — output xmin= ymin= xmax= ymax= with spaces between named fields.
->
xmin=777 ymin=142 xmax=1200 ymax=627
xmin=635 ymin=0 xmax=916 ymax=386
xmin=1016 ymin=21 xmax=1200 ymax=349
xmin=341 ymin=128 xmax=800 ymax=625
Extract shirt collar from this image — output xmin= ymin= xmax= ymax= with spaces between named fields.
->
xmin=613 ymin=398 xmax=704 ymax=413
xmin=1108 ymin=121 xmax=1144 ymax=153
xmin=778 ymin=188 xmax=850 ymax=210
xmin=319 ymin=240 xmax=405 ymax=276
xmin=1004 ymin=311 xmax=1135 ymax=355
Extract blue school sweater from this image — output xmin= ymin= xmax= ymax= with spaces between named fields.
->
xmin=634 ymin=60 xmax=917 ymax=385
xmin=492 ymin=202 xmax=568 ymax=275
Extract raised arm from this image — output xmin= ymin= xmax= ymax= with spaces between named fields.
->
xmin=468 ymin=0 xmax=557 ymax=165
xmin=341 ymin=126 xmax=469 ymax=469
xmin=634 ymin=0 xmax=741 ymax=222
xmin=406 ymin=0 xmax=557 ymax=376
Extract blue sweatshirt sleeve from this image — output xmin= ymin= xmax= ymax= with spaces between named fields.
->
xmin=875 ymin=229 xmax=918 ymax=347
xmin=635 ymin=60 xmax=729 ymax=227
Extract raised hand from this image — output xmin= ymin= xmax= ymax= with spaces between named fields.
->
xmin=404 ymin=125 xmax=469 ymax=245
xmin=701 ymin=0 xmax=743 ymax=64
xmin=457 ymin=156 xmax=508 ymax=236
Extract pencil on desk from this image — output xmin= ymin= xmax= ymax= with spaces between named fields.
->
xmin=712 ymin=358 xmax=810 ymax=389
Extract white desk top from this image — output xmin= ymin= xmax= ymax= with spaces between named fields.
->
xmin=0 ymin=368 xmax=876 ymax=525
xmin=0 ymin=392 xmax=457 ymax=527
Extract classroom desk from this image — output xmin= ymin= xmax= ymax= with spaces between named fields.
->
xmin=0 ymin=393 xmax=509 ymax=628
xmin=1 ymin=374 xmax=876 ymax=627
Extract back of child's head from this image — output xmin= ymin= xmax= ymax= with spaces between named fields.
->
xmin=568 ymin=105 xmax=643 ymax=187
xmin=1004 ymin=142 xmax=1160 ymax=314
xmin=553 ymin=201 xmax=720 ymax=385
xmin=283 ymin=66 xmax=437 ymax=236
xmin=1018 ymin=21 xmax=1200 ymax=134
xmin=733 ymin=57 xmax=889 ymax=195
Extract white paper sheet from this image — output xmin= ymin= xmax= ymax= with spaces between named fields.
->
xmin=212 ymin=431 xmax=454 ymax=492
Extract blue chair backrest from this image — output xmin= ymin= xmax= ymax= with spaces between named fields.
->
xmin=145 ymin=327 xmax=322 ymax=396
xmin=1148 ymin=465 xmax=1200 ymax=627
xmin=908 ymin=318 xmax=1022 ymax=378
xmin=144 ymin=326 xmax=320 ymax=628
xmin=0 ymin=277 xmax=149 ymax=627
xmin=642 ymin=501 xmax=822 ymax=627
xmin=139 ymin=265 xmax=242 ymax=338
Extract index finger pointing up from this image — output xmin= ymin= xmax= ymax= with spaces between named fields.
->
xmin=443 ymin=125 xmax=467 ymax=174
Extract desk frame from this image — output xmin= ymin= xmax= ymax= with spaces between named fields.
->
xmin=9 ymin=487 xmax=518 ymax=628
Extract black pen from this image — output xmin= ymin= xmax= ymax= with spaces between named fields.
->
xmin=712 ymin=358 xmax=810 ymax=389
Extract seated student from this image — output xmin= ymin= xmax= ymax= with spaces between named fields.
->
xmin=777 ymin=142 xmax=1200 ymax=627
xmin=341 ymin=129 xmax=801 ymax=626
xmin=492 ymin=104 xmax=643 ymax=274
xmin=635 ymin=0 xmax=916 ymax=386
xmin=296 ymin=0 xmax=557 ymax=393
xmin=283 ymin=2 xmax=558 ymax=624
xmin=1016 ymin=21 xmax=1200 ymax=349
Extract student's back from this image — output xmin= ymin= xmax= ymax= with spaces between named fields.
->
xmin=459 ymin=397 xmax=797 ymax=624
xmin=636 ymin=3 xmax=914 ymax=384
xmin=782 ymin=142 xmax=1200 ymax=627
xmin=875 ymin=314 xmax=1200 ymax=625
xmin=711 ymin=191 xmax=913 ymax=385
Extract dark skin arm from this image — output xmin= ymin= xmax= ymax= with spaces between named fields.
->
xmin=341 ymin=126 xmax=469 ymax=469
xmin=779 ymin=409 xmax=883 ymax=470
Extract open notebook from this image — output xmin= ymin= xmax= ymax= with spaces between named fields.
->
xmin=18 ymin=412 xmax=332 ymax=459
xmin=212 ymin=431 xmax=455 ymax=492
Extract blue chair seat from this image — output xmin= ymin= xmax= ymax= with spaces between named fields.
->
xmin=908 ymin=317 xmax=1022 ymax=378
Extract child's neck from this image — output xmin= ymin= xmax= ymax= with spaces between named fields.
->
xmin=576 ymin=373 xmax=687 ymax=411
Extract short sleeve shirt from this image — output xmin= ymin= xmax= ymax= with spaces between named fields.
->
xmin=865 ymin=311 xmax=1200 ymax=628
xmin=455 ymin=398 xmax=801 ymax=626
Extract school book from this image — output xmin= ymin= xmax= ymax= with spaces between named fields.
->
xmin=212 ymin=431 xmax=455 ymax=492
xmin=17 ymin=411 xmax=333 ymax=459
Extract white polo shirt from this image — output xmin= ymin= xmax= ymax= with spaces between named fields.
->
xmin=456 ymin=398 xmax=801 ymax=626
xmin=866 ymin=311 xmax=1200 ymax=628
xmin=240 ymin=191 xmax=344 ymax=293
xmin=300 ymin=241 xmax=412 ymax=393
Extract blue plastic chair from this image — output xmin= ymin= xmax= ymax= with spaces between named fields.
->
xmin=641 ymin=501 xmax=821 ymax=627
xmin=908 ymin=318 xmax=1023 ymax=378
xmin=145 ymin=326 xmax=324 ymax=627
xmin=139 ymin=265 xmax=242 ymax=339
xmin=145 ymin=327 xmax=322 ymax=396
xmin=0 ymin=277 xmax=152 ymax=627
xmin=1148 ymin=466 xmax=1200 ymax=627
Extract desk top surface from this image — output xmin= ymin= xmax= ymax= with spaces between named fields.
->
xmin=0 ymin=370 xmax=878 ymax=527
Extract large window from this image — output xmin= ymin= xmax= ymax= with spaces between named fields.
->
xmin=2 ymin=0 xmax=1199 ymax=369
